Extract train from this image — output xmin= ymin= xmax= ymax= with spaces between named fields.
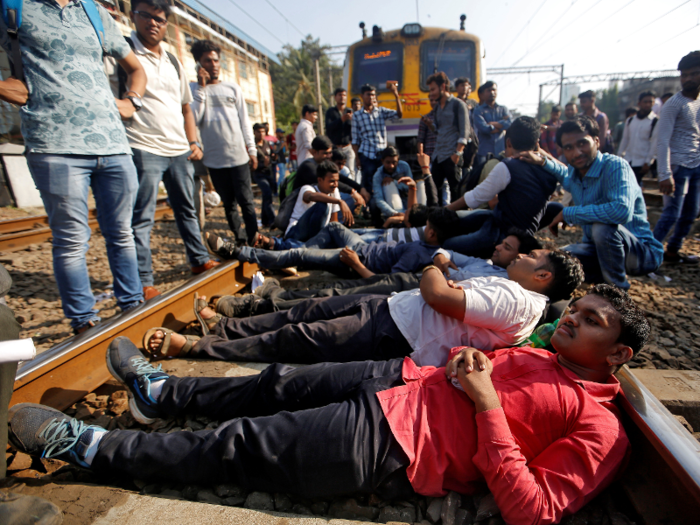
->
xmin=341 ymin=17 xmax=484 ymax=154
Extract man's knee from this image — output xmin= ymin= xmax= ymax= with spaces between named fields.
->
xmin=590 ymin=223 xmax=620 ymax=244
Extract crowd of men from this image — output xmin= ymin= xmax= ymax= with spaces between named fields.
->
xmin=1 ymin=0 xmax=699 ymax=523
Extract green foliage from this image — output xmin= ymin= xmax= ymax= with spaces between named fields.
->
xmin=538 ymin=100 xmax=557 ymax=123
xmin=271 ymin=36 xmax=344 ymax=131
xmin=596 ymin=84 xmax=621 ymax=128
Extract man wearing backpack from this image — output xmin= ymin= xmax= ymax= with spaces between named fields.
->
xmin=0 ymin=0 xmax=147 ymax=333
xmin=618 ymin=91 xmax=659 ymax=186
xmin=107 ymin=0 xmax=219 ymax=301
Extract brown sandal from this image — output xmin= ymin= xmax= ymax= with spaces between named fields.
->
xmin=142 ymin=327 xmax=199 ymax=360
xmin=193 ymin=292 xmax=222 ymax=335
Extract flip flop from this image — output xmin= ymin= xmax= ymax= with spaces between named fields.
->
xmin=193 ymin=292 xmax=223 ymax=335
xmin=142 ymin=327 xmax=199 ymax=359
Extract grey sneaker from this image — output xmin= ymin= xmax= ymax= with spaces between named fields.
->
xmin=106 ymin=337 xmax=169 ymax=424
xmin=8 ymin=403 xmax=104 ymax=469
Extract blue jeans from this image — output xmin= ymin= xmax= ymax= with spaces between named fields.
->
xmin=253 ymin=171 xmax=276 ymax=227
xmin=442 ymin=209 xmax=502 ymax=258
xmin=26 ymin=153 xmax=143 ymax=329
xmin=352 ymin=228 xmax=385 ymax=243
xmin=276 ymin=163 xmax=286 ymax=191
xmin=273 ymin=203 xmax=331 ymax=251
xmin=131 ymin=149 xmax=209 ymax=286
xmin=653 ymin=165 xmax=700 ymax=253
xmin=358 ymin=153 xmax=382 ymax=194
xmin=564 ymin=223 xmax=661 ymax=290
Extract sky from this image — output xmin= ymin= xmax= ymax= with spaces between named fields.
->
xmin=201 ymin=0 xmax=700 ymax=116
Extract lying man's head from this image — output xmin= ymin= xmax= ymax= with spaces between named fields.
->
xmin=407 ymin=203 xmax=428 ymax=228
xmin=315 ymin=160 xmax=340 ymax=194
xmin=551 ymin=284 xmax=649 ymax=377
xmin=424 ymin=207 xmax=461 ymax=245
xmin=331 ymin=148 xmax=347 ymax=170
xmin=490 ymin=228 xmax=542 ymax=268
xmin=310 ymin=136 xmax=333 ymax=163
xmin=504 ymin=116 xmax=541 ymax=154
xmin=506 ymin=248 xmax=584 ymax=302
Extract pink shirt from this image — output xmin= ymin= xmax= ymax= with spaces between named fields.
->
xmin=377 ymin=347 xmax=629 ymax=525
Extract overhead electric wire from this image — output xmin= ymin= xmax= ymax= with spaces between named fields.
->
xmin=221 ymin=0 xmax=285 ymax=45
xmin=646 ymin=22 xmax=699 ymax=50
xmin=492 ymin=0 xmax=552 ymax=67
xmin=264 ymin=0 xmax=306 ymax=38
xmin=616 ymin=0 xmax=691 ymax=43
xmin=188 ymin=0 xmax=283 ymax=46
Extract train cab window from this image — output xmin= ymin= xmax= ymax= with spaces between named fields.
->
xmin=420 ymin=40 xmax=476 ymax=91
xmin=352 ymin=43 xmax=403 ymax=93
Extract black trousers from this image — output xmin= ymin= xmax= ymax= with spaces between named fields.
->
xmin=208 ymin=163 xmax=258 ymax=245
xmin=432 ymin=157 xmax=462 ymax=204
xmin=244 ymin=273 xmax=422 ymax=316
xmin=195 ymin=295 xmax=413 ymax=363
xmin=93 ymin=359 xmax=413 ymax=499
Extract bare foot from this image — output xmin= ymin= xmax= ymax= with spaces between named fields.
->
xmin=147 ymin=330 xmax=187 ymax=357
xmin=197 ymin=295 xmax=217 ymax=321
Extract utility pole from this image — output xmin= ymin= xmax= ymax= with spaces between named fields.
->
xmin=328 ymin=66 xmax=333 ymax=99
xmin=559 ymin=64 xmax=564 ymax=106
xmin=538 ymin=84 xmax=543 ymax=122
xmin=314 ymin=55 xmax=324 ymax=135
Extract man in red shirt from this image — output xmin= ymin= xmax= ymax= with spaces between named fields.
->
xmin=9 ymin=284 xmax=646 ymax=525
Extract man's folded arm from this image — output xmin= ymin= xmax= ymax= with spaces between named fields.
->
xmin=473 ymin=409 xmax=629 ymax=525
xmin=562 ymin=165 xmax=634 ymax=226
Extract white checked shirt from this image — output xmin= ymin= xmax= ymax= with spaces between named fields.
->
xmin=351 ymin=105 xmax=398 ymax=159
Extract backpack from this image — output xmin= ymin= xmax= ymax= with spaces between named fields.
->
xmin=272 ymin=187 xmax=301 ymax=232
xmin=278 ymin=170 xmax=297 ymax=202
xmin=626 ymin=115 xmax=659 ymax=138
xmin=116 ymin=36 xmax=180 ymax=97
xmin=2 ymin=0 xmax=105 ymax=81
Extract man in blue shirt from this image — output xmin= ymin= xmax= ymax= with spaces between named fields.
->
xmin=473 ymin=81 xmax=511 ymax=164
xmin=0 ymin=0 xmax=147 ymax=332
xmin=520 ymin=116 xmax=663 ymax=290
xmin=372 ymin=146 xmax=414 ymax=221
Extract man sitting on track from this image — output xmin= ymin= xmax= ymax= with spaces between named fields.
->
xmin=141 ymin=248 xmax=583 ymax=366
xmin=8 ymin=284 xmax=647 ymax=525
xmin=207 ymin=228 xmax=541 ymax=318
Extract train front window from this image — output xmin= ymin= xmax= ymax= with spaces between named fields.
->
xmin=420 ymin=40 xmax=475 ymax=91
xmin=352 ymin=43 xmax=403 ymax=93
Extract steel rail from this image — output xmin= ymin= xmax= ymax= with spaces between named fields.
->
xmin=617 ymin=365 xmax=700 ymax=523
xmin=10 ymin=259 xmax=258 ymax=411
xmin=0 ymin=203 xmax=172 ymax=253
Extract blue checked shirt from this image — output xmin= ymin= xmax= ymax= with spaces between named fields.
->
xmin=473 ymin=103 xmax=511 ymax=156
xmin=351 ymin=106 xmax=398 ymax=159
xmin=543 ymin=152 xmax=664 ymax=262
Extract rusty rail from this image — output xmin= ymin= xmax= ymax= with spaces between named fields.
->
xmin=10 ymin=260 xmax=258 ymax=411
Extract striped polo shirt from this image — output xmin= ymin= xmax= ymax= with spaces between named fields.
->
xmin=656 ymin=92 xmax=700 ymax=181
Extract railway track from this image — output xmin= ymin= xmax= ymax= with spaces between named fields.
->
xmin=0 ymin=200 xmax=172 ymax=253
xmin=6 ymin=265 xmax=700 ymax=523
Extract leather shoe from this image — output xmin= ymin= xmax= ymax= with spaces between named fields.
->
xmin=143 ymin=286 xmax=161 ymax=300
xmin=192 ymin=260 xmax=221 ymax=274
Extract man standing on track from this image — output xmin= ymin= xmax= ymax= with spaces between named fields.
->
xmin=189 ymin=39 xmax=259 ymax=247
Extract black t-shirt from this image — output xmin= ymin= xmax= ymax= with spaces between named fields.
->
xmin=325 ymin=106 xmax=352 ymax=146
xmin=292 ymin=158 xmax=362 ymax=195
xmin=256 ymin=140 xmax=272 ymax=176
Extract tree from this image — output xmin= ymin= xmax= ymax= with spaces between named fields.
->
xmin=271 ymin=36 xmax=343 ymax=131
xmin=596 ymin=83 xmax=621 ymax=128
xmin=537 ymin=100 xmax=557 ymax=123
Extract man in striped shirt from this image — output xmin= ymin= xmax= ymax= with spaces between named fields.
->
xmin=520 ymin=116 xmax=663 ymax=290
xmin=653 ymin=51 xmax=700 ymax=264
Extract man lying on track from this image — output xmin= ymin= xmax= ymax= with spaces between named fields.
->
xmin=142 ymin=248 xmax=583 ymax=366
xmin=8 ymin=284 xmax=647 ymax=525
xmin=206 ymin=228 xmax=541 ymax=319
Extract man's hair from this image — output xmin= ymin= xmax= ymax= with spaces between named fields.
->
xmin=477 ymin=81 xmax=496 ymax=95
xmin=678 ymin=51 xmax=700 ymax=71
xmin=565 ymin=102 xmax=577 ymax=109
xmin=537 ymin=250 xmax=585 ymax=302
xmin=190 ymin=40 xmax=221 ymax=62
xmin=505 ymin=116 xmax=541 ymax=151
xmin=132 ymin=0 xmax=171 ymax=17
xmin=551 ymin=105 xmax=561 ymax=113
xmin=379 ymin=146 xmax=399 ymax=160
xmin=407 ymin=204 xmax=429 ymax=227
xmin=350 ymin=97 xmax=361 ymax=105
xmin=302 ymin=104 xmax=318 ymax=117
xmin=331 ymin=148 xmax=347 ymax=163
xmin=505 ymin=227 xmax=542 ymax=254
xmin=625 ymin=107 xmax=638 ymax=118
xmin=426 ymin=207 xmax=461 ymax=244
xmin=427 ymin=71 xmax=450 ymax=89
xmin=253 ymin=123 xmax=265 ymax=131
xmin=585 ymin=284 xmax=650 ymax=353
xmin=316 ymin=160 xmax=339 ymax=179
xmin=578 ymin=90 xmax=596 ymax=100
xmin=311 ymin=135 xmax=333 ymax=151
xmin=334 ymin=87 xmax=346 ymax=96
xmin=455 ymin=77 xmax=470 ymax=88
xmin=555 ymin=116 xmax=599 ymax=147
xmin=638 ymin=90 xmax=657 ymax=102
xmin=361 ymin=84 xmax=376 ymax=95
xmin=661 ymin=92 xmax=674 ymax=100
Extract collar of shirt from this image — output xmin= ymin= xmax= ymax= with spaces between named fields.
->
xmin=362 ymin=106 xmax=379 ymax=116
xmin=130 ymin=31 xmax=161 ymax=58
xmin=550 ymin=352 xmax=621 ymax=403
xmin=572 ymin=151 xmax=604 ymax=179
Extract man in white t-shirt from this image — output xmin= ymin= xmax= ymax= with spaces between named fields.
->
xmin=144 ymin=249 xmax=584 ymax=366
xmin=107 ymin=1 xmax=219 ymax=300
xmin=295 ymin=105 xmax=318 ymax=163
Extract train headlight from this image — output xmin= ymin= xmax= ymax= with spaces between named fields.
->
xmin=401 ymin=23 xmax=422 ymax=37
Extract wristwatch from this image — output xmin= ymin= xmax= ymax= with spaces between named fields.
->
xmin=125 ymin=94 xmax=143 ymax=112
xmin=189 ymin=141 xmax=202 ymax=150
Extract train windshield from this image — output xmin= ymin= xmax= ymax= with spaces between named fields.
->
xmin=420 ymin=40 xmax=476 ymax=90
xmin=352 ymin=43 xmax=403 ymax=93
